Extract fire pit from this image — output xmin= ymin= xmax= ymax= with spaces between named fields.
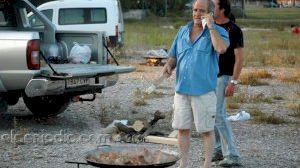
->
xmin=143 ymin=56 xmax=167 ymax=66
xmin=66 ymin=144 xmax=180 ymax=168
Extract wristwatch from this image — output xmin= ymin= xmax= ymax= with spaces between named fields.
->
xmin=230 ymin=80 xmax=238 ymax=85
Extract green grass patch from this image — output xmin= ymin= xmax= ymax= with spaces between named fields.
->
xmin=291 ymin=111 xmax=300 ymax=119
xmin=133 ymin=87 xmax=164 ymax=106
xmin=296 ymin=90 xmax=300 ymax=97
xmin=237 ymin=8 xmax=300 ymax=29
xmin=230 ymin=92 xmax=272 ymax=104
xmin=134 ymin=99 xmax=147 ymax=106
xmin=229 ymin=92 xmax=248 ymax=103
xmin=243 ymin=31 xmax=300 ymax=67
xmin=245 ymin=8 xmax=300 ymax=20
xmin=239 ymin=70 xmax=272 ymax=86
xmin=124 ymin=16 xmax=178 ymax=50
xmin=272 ymin=95 xmax=284 ymax=100
xmin=288 ymin=103 xmax=300 ymax=119
xmin=239 ymin=74 xmax=269 ymax=86
xmin=278 ymin=69 xmax=300 ymax=83
xmin=227 ymin=102 xmax=240 ymax=109
xmin=134 ymin=88 xmax=164 ymax=100
xmin=123 ymin=12 xmax=300 ymax=67
xmin=237 ymin=19 xmax=300 ymax=29
xmin=249 ymin=108 xmax=286 ymax=124
xmin=250 ymin=93 xmax=273 ymax=103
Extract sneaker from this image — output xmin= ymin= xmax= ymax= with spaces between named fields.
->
xmin=219 ymin=157 xmax=241 ymax=167
xmin=211 ymin=152 xmax=224 ymax=162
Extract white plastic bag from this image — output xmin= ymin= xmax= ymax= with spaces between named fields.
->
xmin=68 ymin=42 xmax=91 ymax=64
xmin=227 ymin=111 xmax=251 ymax=121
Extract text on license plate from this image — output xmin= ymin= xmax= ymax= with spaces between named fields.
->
xmin=66 ymin=78 xmax=93 ymax=87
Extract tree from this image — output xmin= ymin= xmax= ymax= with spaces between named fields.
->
xmin=292 ymin=0 xmax=295 ymax=7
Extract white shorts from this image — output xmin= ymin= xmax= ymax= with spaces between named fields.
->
xmin=172 ymin=92 xmax=217 ymax=133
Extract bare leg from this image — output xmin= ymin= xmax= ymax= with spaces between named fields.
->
xmin=202 ymin=131 xmax=214 ymax=168
xmin=178 ymin=129 xmax=190 ymax=168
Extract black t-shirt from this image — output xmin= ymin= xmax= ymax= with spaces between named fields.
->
xmin=217 ymin=21 xmax=243 ymax=76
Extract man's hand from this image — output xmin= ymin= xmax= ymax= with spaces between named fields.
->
xmin=161 ymin=57 xmax=176 ymax=77
xmin=205 ymin=13 xmax=214 ymax=29
xmin=162 ymin=64 xmax=173 ymax=78
xmin=225 ymin=83 xmax=235 ymax=97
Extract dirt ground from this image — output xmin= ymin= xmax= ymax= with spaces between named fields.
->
xmin=0 ymin=56 xmax=299 ymax=168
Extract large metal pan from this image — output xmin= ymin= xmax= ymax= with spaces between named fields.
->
xmin=85 ymin=144 xmax=180 ymax=168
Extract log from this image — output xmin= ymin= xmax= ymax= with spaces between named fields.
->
xmin=129 ymin=120 xmax=146 ymax=132
xmin=114 ymin=122 xmax=137 ymax=135
xmin=144 ymin=136 xmax=178 ymax=146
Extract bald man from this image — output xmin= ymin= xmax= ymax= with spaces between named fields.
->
xmin=161 ymin=0 xmax=229 ymax=167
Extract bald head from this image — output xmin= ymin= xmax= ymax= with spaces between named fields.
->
xmin=193 ymin=0 xmax=214 ymax=14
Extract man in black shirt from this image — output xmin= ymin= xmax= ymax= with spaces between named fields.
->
xmin=212 ymin=0 xmax=243 ymax=166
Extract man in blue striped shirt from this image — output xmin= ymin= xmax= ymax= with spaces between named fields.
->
xmin=162 ymin=0 xmax=229 ymax=167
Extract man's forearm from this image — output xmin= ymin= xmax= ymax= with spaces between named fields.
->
xmin=232 ymin=48 xmax=243 ymax=80
xmin=209 ymin=28 xmax=229 ymax=54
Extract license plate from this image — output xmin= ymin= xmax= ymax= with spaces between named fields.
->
xmin=66 ymin=78 xmax=93 ymax=87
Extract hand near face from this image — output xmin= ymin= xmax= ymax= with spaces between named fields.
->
xmin=204 ymin=13 xmax=214 ymax=29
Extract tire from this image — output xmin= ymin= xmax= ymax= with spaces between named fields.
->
xmin=0 ymin=98 xmax=8 ymax=113
xmin=5 ymin=96 xmax=19 ymax=105
xmin=23 ymin=94 xmax=70 ymax=117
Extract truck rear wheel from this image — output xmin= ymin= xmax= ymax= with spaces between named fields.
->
xmin=0 ymin=98 xmax=8 ymax=113
xmin=23 ymin=94 xmax=70 ymax=117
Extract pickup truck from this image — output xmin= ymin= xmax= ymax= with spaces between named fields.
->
xmin=0 ymin=0 xmax=134 ymax=117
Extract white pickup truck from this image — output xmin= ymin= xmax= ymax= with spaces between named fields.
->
xmin=0 ymin=0 xmax=134 ymax=117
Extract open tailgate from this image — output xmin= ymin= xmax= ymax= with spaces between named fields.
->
xmin=39 ymin=64 xmax=135 ymax=79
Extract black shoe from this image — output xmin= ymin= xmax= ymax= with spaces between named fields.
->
xmin=219 ymin=157 xmax=242 ymax=167
xmin=212 ymin=152 xmax=224 ymax=162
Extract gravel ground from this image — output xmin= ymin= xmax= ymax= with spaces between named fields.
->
xmin=0 ymin=58 xmax=299 ymax=168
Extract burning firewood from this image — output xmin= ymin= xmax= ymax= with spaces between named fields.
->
xmin=112 ymin=110 xmax=165 ymax=143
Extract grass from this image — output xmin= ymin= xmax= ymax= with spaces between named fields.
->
xmin=296 ymin=90 xmax=300 ymax=97
xmin=253 ymin=69 xmax=272 ymax=78
xmin=237 ymin=18 xmax=300 ymax=30
xmin=230 ymin=92 xmax=273 ymax=104
xmin=245 ymin=8 xmax=300 ymax=20
xmin=227 ymin=102 xmax=240 ymax=109
xmin=272 ymin=95 xmax=284 ymax=100
xmin=134 ymin=88 xmax=164 ymax=100
xmin=229 ymin=92 xmax=248 ymax=103
xmin=278 ymin=68 xmax=300 ymax=83
xmin=243 ymin=31 xmax=300 ymax=67
xmin=250 ymin=93 xmax=273 ymax=103
xmin=134 ymin=99 xmax=147 ymax=106
xmin=287 ymin=103 xmax=300 ymax=118
xmin=126 ymin=29 xmax=300 ymax=68
xmin=239 ymin=70 xmax=271 ymax=86
xmin=124 ymin=8 xmax=300 ymax=68
xmin=133 ymin=88 xmax=165 ymax=106
xmin=134 ymin=65 xmax=148 ymax=72
xmin=237 ymin=8 xmax=300 ymax=29
xmin=249 ymin=108 xmax=286 ymax=124
xmin=124 ymin=16 xmax=177 ymax=50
